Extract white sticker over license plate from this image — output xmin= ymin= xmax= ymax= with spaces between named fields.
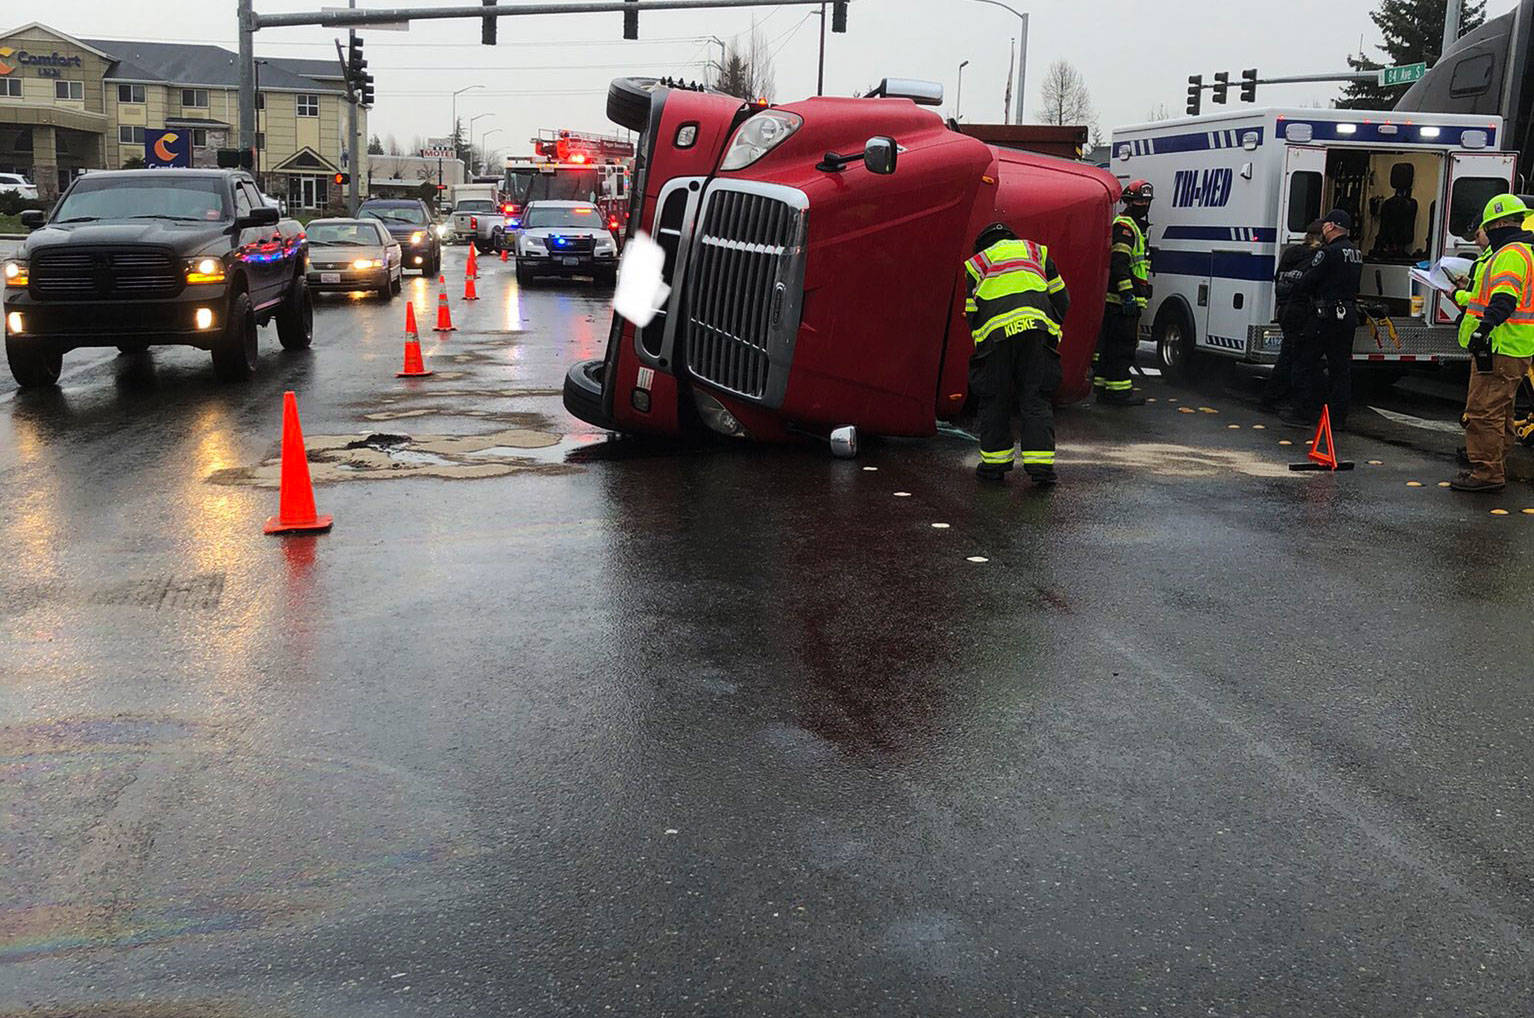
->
xmin=320 ymin=272 xmax=341 ymax=284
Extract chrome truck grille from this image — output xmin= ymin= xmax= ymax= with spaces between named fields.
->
xmin=682 ymin=182 xmax=807 ymax=406
xmin=31 ymin=247 xmax=181 ymax=300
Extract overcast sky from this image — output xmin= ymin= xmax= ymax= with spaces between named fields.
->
xmin=11 ymin=0 xmax=1522 ymax=160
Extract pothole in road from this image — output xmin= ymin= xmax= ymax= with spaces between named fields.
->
xmin=207 ymin=429 xmax=576 ymax=487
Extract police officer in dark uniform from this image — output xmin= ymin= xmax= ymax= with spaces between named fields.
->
xmin=1261 ymin=219 xmax=1324 ymax=412
xmin=1283 ymin=208 xmax=1363 ymax=428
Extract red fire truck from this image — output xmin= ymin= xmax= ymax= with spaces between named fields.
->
xmin=503 ymin=130 xmax=636 ymax=235
xmin=562 ymin=78 xmax=1121 ymax=449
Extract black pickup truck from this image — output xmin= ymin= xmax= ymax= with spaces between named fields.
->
xmin=2 ymin=168 xmax=311 ymax=386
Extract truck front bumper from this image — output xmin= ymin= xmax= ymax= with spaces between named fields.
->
xmin=4 ymin=286 xmax=229 ymax=351
xmin=518 ymin=252 xmax=617 ymax=277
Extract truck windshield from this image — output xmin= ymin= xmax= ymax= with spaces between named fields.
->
xmin=523 ymin=206 xmax=603 ymax=229
xmin=455 ymin=199 xmax=495 ymax=212
xmin=361 ymin=204 xmax=429 ymax=225
xmin=506 ymin=169 xmax=603 ymax=204
xmin=308 ymin=223 xmax=381 ymax=247
xmin=53 ymin=176 xmax=229 ymax=223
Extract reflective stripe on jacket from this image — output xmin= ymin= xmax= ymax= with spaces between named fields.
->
xmin=964 ymin=238 xmax=1066 ymax=346
xmin=1105 ymin=215 xmax=1149 ymax=309
xmin=1461 ymin=241 xmax=1534 ymax=357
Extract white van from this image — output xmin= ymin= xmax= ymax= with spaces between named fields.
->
xmin=1109 ymin=107 xmax=1517 ymax=373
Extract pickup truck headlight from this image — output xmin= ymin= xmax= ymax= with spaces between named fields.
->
xmin=352 ymin=258 xmax=383 ymax=270
xmin=720 ymin=110 xmax=803 ymax=171
xmin=185 ymin=257 xmax=226 ymax=284
xmin=520 ymin=236 xmax=546 ymax=253
xmin=3 ymin=259 xmax=27 ymax=288
xmin=409 ymin=231 xmax=426 ymax=245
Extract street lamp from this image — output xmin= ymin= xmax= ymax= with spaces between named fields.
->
xmin=451 ymin=84 xmax=485 ymax=154
xmin=468 ymin=112 xmax=492 ymax=170
xmin=961 ymin=0 xmax=1028 ymax=124
xmin=479 ymin=128 xmax=502 ymax=176
xmin=957 ymin=59 xmax=970 ymax=122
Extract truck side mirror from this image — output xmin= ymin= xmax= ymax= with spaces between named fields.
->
xmin=237 ymin=206 xmax=280 ymax=229
xmin=864 ymin=137 xmax=898 ymax=176
xmin=19 ymin=210 xmax=45 ymax=230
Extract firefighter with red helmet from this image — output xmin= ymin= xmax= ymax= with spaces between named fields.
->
xmin=1094 ymin=179 xmax=1153 ymax=406
xmin=964 ymin=222 xmax=1071 ymax=484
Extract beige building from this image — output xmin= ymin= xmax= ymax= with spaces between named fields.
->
xmin=0 ymin=22 xmax=368 ymax=209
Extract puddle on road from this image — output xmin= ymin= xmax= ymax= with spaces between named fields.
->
xmin=207 ymin=429 xmax=577 ymax=487
xmin=1061 ymin=441 xmax=1295 ymax=479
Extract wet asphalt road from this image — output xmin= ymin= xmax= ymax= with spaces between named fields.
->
xmin=2 ymin=247 xmax=1534 ymax=1017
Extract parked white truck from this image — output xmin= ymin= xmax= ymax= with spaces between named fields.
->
xmin=447 ymin=182 xmax=506 ymax=252
xmin=1109 ymin=107 xmax=1517 ymax=375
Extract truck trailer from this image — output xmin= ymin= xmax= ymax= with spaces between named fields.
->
xmin=563 ymin=77 xmax=1121 ymax=447
xmin=1110 ymin=107 xmax=1516 ymax=375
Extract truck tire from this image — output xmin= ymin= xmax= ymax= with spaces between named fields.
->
xmin=276 ymin=276 xmax=314 ymax=350
xmin=516 ymin=264 xmax=532 ymax=287
xmin=474 ymin=240 xmax=492 ymax=255
xmin=1153 ymin=303 xmax=1198 ymax=380
xmin=607 ymin=78 xmax=658 ymax=133
xmin=5 ymin=338 xmax=62 ymax=388
xmin=212 ymin=291 xmax=259 ymax=382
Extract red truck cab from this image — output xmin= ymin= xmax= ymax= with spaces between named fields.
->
xmin=563 ymin=77 xmax=1121 ymax=447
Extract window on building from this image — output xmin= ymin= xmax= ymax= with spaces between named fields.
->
xmin=118 ymin=125 xmax=146 ymax=145
xmin=117 ymin=84 xmax=145 ymax=104
xmin=55 ymin=80 xmax=84 ymax=101
xmin=256 ymin=93 xmax=266 ymax=110
xmin=1 ymin=79 xmax=22 ymax=99
xmin=191 ymin=129 xmax=208 ymax=148
xmin=181 ymin=88 xmax=209 ymax=108
xmin=255 ymin=131 xmax=265 ymax=150
xmin=296 ymin=94 xmax=320 ymax=117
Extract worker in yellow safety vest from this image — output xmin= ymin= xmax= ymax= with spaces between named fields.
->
xmin=964 ymin=222 xmax=1071 ymax=485
xmin=1450 ymin=193 xmax=1534 ymax=492
xmin=1095 ymin=179 xmax=1153 ymax=405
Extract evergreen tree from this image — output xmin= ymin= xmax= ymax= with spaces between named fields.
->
xmin=1339 ymin=0 xmax=1485 ymax=108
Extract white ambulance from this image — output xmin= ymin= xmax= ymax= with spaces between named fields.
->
xmin=1109 ymin=107 xmax=1517 ymax=374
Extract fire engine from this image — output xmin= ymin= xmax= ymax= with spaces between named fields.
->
xmin=502 ymin=130 xmax=635 ymax=237
xmin=562 ymin=77 xmax=1121 ymax=450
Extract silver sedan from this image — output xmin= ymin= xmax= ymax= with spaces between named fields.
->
xmin=305 ymin=218 xmax=403 ymax=300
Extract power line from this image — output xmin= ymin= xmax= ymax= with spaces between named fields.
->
xmin=373 ymin=60 xmax=710 ymax=71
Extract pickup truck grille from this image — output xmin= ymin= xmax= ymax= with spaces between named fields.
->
xmin=682 ymin=184 xmax=807 ymax=404
xmin=31 ymin=248 xmax=182 ymax=300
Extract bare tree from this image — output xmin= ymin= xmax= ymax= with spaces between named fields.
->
xmin=712 ymin=26 xmax=776 ymax=102
xmin=1036 ymin=59 xmax=1095 ymax=128
xmin=385 ymin=134 xmax=402 ymax=156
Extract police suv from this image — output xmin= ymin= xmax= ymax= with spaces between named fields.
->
xmin=1110 ymin=107 xmax=1517 ymax=374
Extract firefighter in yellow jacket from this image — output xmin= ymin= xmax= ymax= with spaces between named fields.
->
xmin=964 ymin=222 xmax=1070 ymax=485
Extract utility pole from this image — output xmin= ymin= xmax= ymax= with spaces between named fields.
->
xmin=816 ymin=2 xmax=826 ymax=96
xmin=347 ymin=0 xmax=359 ymax=214
xmin=238 ymin=0 xmax=256 ymax=153
xmin=1441 ymin=0 xmax=1463 ymax=60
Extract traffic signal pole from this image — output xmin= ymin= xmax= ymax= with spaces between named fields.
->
xmin=238 ymin=0 xmax=847 ymax=154
xmin=348 ymin=0 xmax=359 ymax=215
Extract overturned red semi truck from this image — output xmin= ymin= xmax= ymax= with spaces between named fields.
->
xmin=562 ymin=77 xmax=1122 ymax=448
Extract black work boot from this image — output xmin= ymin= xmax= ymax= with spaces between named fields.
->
xmin=1449 ymin=472 xmax=1505 ymax=493
xmin=1099 ymin=389 xmax=1147 ymax=407
xmin=976 ymin=462 xmax=1012 ymax=483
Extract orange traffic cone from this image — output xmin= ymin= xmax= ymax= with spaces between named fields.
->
xmin=404 ymin=299 xmax=419 ymax=339
xmin=499 ymin=247 xmax=509 ymax=262
xmin=433 ymin=275 xmax=456 ymax=332
xmin=396 ymin=338 xmax=433 ymax=378
xmin=1288 ymin=404 xmax=1355 ymax=472
xmin=263 ymin=391 xmax=334 ymax=535
xmin=463 ymin=273 xmax=479 ymax=301
xmin=466 ymin=244 xmax=479 ymax=278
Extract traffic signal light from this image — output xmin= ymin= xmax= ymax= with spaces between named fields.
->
xmin=832 ymin=1 xmax=848 ymax=32
xmin=347 ymin=36 xmax=365 ymax=82
xmin=360 ymin=72 xmax=375 ymax=107
xmin=1212 ymin=71 xmax=1229 ymax=105
xmin=333 ymin=172 xmax=351 ymax=186
xmin=482 ymin=0 xmax=496 ymax=45
xmin=1240 ymin=68 xmax=1257 ymax=103
xmin=623 ymin=0 xmax=638 ymax=40
xmin=1186 ymin=74 xmax=1201 ymax=116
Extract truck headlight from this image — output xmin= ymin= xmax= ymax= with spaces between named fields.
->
xmin=185 ymin=257 xmax=225 ymax=284
xmin=3 ymin=260 xmax=28 ymax=288
xmin=521 ymin=236 xmax=546 ymax=254
xmin=720 ymin=110 xmax=803 ymax=171
xmin=409 ymin=231 xmax=426 ymax=245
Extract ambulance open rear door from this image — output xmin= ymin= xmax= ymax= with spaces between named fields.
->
xmin=1433 ymin=150 xmax=1520 ymax=327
